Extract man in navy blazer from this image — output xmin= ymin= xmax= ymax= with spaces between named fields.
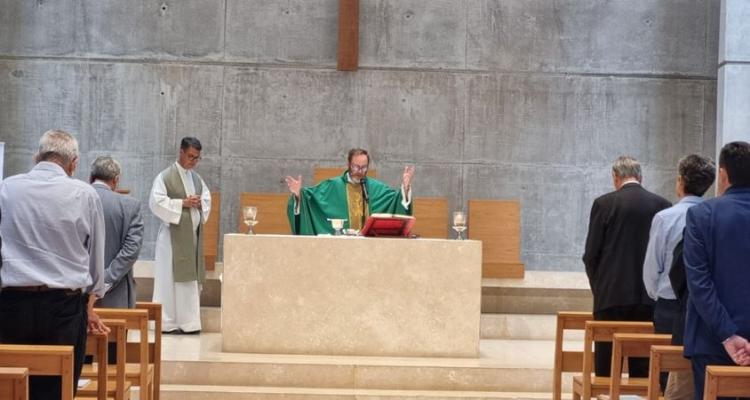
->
xmin=683 ymin=141 xmax=750 ymax=399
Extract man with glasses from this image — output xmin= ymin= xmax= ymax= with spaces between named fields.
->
xmin=149 ymin=137 xmax=211 ymax=334
xmin=285 ymin=148 xmax=414 ymax=235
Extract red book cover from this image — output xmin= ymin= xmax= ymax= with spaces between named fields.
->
xmin=360 ymin=214 xmax=416 ymax=237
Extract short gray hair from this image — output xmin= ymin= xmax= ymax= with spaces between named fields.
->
xmin=90 ymin=156 xmax=121 ymax=182
xmin=36 ymin=129 xmax=79 ymax=165
xmin=612 ymin=156 xmax=642 ymax=179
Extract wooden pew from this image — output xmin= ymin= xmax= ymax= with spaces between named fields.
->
xmin=238 ymin=192 xmax=291 ymax=234
xmin=553 ymin=312 xmax=593 ymax=400
xmin=467 ymin=199 xmax=525 ymax=278
xmin=608 ymin=333 xmax=673 ymax=400
xmin=572 ymin=321 xmax=654 ymax=400
xmin=77 ymin=331 xmax=108 ymax=400
xmin=0 ymin=367 xmax=29 ymax=400
xmin=203 ymin=191 xmax=220 ymax=271
xmin=77 ymin=319 xmax=130 ymax=400
xmin=647 ymin=345 xmax=691 ymax=400
xmin=136 ymin=302 xmax=162 ymax=400
xmin=703 ymin=365 xmax=750 ymax=400
xmin=84 ymin=308 xmax=151 ymax=400
xmin=313 ymin=167 xmax=377 ymax=184
xmin=412 ymin=197 xmax=448 ymax=239
xmin=0 ymin=344 xmax=75 ymax=400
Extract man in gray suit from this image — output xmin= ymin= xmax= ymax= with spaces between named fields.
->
xmin=90 ymin=156 xmax=144 ymax=308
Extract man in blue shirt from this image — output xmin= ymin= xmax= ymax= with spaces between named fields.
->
xmin=683 ymin=141 xmax=750 ymax=399
xmin=0 ymin=130 xmax=109 ymax=400
xmin=642 ymin=154 xmax=715 ymax=399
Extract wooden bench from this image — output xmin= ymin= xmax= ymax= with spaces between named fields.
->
xmin=136 ymin=302 xmax=163 ymax=400
xmin=608 ymin=333 xmax=673 ymax=400
xmin=572 ymin=321 xmax=654 ymax=400
xmin=703 ymin=365 xmax=750 ymax=400
xmin=313 ymin=167 xmax=378 ymax=184
xmin=646 ymin=345 xmax=690 ymax=400
xmin=0 ymin=344 xmax=75 ymax=400
xmin=238 ymin=192 xmax=291 ymax=234
xmin=203 ymin=191 xmax=220 ymax=271
xmin=77 ymin=319 xmax=130 ymax=400
xmin=553 ymin=311 xmax=593 ymax=400
xmin=412 ymin=197 xmax=448 ymax=239
xmin=0 ymin=367 xmax=29 ymax=400
xmin=84 ymin=308 xmax=151 ymax=400
xmin=78 ymin=330 xmax=109 ymax=400
xmin=468 ymin=199 xmax=525 ymax=278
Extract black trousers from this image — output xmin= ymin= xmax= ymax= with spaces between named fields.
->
xmin=593 ymin=304 xmax=654 ymax=377
xmin=0 ymin=289 xmax=88 ymax=400
xmin=654 ymin=298 xmax=680 ymax=392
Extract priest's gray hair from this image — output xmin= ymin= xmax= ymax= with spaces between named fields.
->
xmin=90 ymin=156 xmax=122 ymax=182
xmin=611 ymin=156 xmax=642 ymax=179
xmin=36 ymin=129 xmax=79 ymax=165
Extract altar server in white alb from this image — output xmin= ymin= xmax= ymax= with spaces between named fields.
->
xmin=149 ymin=137 xmax=211 ymax=334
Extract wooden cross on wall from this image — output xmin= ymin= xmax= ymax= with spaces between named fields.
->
xmin=337 ymin=0 xmax=359 ymax=71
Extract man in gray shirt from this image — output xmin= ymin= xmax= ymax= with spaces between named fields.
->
xmin=90 ymin=156 xmax=144 ymax=309
xmin=0 ymin=129 xmax=109 ymax=400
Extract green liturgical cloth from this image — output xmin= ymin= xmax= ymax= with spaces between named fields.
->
xmin=287 ymin=172 xmax=412 ymax=235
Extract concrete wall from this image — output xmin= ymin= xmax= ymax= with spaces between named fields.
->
xmin=0 ymin=0 xmax=720 ymax=271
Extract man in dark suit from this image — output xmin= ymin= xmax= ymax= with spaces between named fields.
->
xmin=583 ymin=155 xmax=671 ymax=377
xmin=683 ymin=141 xmax=750 ymax=399
xmin=90 ymin=156 xmax=144 ymax=309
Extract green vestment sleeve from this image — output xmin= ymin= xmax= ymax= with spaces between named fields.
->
xmin=287 ymin=172 xmax=413 ymax=235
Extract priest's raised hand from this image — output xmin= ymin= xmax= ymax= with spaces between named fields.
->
xmin=285 ymin=175 xmax=302 ymax=198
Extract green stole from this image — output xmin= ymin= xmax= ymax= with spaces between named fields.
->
xmin=163 ymin=164 xmax=205 ymax=283
xmin=287 ymin=172 xmax=412 ymax=235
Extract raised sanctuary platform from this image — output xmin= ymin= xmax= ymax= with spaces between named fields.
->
xmin=221 ymin=234 xmax=483 ymax=357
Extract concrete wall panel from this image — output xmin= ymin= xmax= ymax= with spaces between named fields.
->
xmin=467 ymin=0 xmax=719 ymax=76
xmin=0 ymin=0 xmax=224 ymax=59
xmin=226 ymin=0 xmax=338 ymax=65
xmin=362 ymin=70 xmax=465 ymax=163
xmin=0 ymin=0 xmax=79 ymax=56
xmin=222 ymin=68 xmax=364 ymax=160
xmin=465 ymin=73 xmax=710 ymax=169
xmin=360 ymin=0 xmax=467 ymax=69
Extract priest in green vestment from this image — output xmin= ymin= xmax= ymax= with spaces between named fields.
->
xmin=285 ymin=148 xmax=415 ymax=235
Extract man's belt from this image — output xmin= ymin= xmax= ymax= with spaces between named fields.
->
xmin=2 ymin=286 xmax=82 ymax=295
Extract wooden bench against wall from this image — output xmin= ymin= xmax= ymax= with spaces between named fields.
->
xmin=0 ymin=344 xmax=75 ymax=400
xmin=553 ymin=312 xmax=592 ymax=400
xmin=0 ymin=367 xmax=28 ymax=400
xmin=238 ymin=192 xmax=291 ymax=234
xmin=203 ymin=191 xmax=220 ymax=271
xmin=313 ymin=167 xmax=377 ymax=183
xmin=704 ymin=365 xmax=750 ymax=400
xmin=468 ymin=199 xmax=525 ymax=278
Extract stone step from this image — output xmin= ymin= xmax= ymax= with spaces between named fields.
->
xmin=159 ymin=385 xmax=569 ymax=400
xmin=136 ymin=261 xmax=592 ymax=315
xmin=200 ymin=308 xmax=583 ymax=341
xmin=160 ymin=333 xmax=579 ymax=393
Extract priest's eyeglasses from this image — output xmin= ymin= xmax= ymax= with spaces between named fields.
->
xmin=187 ymin=154 xmax=202 ymax=162
xmin=350 ymin=164 xmax=368 ymax=172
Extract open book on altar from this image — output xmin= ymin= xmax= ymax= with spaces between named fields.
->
xmin=360 ymin=213 xmax=416 ymax=237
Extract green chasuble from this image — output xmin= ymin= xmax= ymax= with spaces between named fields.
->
xmin=287 ymin=172 xmax=412 ymax=235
